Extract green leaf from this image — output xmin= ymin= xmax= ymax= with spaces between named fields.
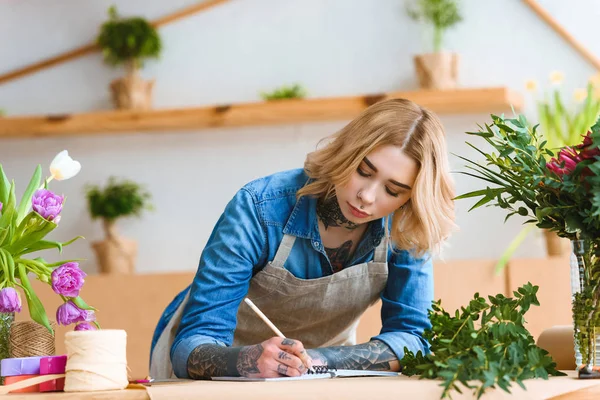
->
xmin=5 ymin=212 xmax=57 ymax=254
xmin=0 ymin=228 xmax=8 ymax=247
xmin=16 ymin=165 xmax=41 ymax=225
xmin=44 ymin=259 xmax=85 ymax=268
xmin=72 ymin=296 xmax=97 ymax=311
xmin=0 ymin=165 xmax=10 ymax=207
xmin=17 ymin=236 xmax=84 ymax=256
xmin=0 ymin=182 xmax=16 ymax=230
xmin=17 ymin=263 xmax=53 ymax=334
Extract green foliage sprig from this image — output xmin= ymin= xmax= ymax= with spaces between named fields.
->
xmin=96 ymin=5 xmax=162 ymax=68
xmin=85 ymin=177 xmax=152 ymax=222
xmin=401 ymin=283 xmax=564 ymax=399
xmin=261 ymin=84 xmax=307 ymax=101
xmin=406 ymin=0 xmax=462 ymax=52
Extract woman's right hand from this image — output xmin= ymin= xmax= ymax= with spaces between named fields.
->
xmin=237 ymin=337 xmax=313 ymax=378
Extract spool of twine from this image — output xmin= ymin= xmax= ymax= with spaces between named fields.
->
xmin=9 ymin=321 xmax=57 ymax=358
xmin=64 ymin=329 xmax=128 ymax=392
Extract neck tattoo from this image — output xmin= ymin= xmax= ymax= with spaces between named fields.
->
xmin=317 ymin=196 xmax=360 ymax=231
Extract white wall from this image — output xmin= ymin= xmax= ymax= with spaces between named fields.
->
xmin=0 ymin=0 xmax=596 ymax=274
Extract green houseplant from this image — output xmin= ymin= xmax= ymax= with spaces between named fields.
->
xmin=406 ymin=0 xmax=463 ymax=89
xmin=260 ymin=84 xmax=307 ymax=101
xmin=85 ymin=177 xmax=152 ymax=274
xmin=96 ymin=5 xmax=162 ymax=110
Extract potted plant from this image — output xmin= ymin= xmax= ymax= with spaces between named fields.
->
xmin=85 ymin=177 xmax=152 ymax=274
xmin=260 ymin=84 xmax=307 ymax=101
xmin=406 ymin=0 xmax=462 ymax=90
xmin=96 ymin=5 xmax=162 ymax=110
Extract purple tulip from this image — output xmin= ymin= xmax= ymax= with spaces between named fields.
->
xmin=31 ymin=189 xmax=63 ymax=222
xmin=56 ymin=301 xmax=95 ymax=326
xmin=0 ymin=287 xmax=21 ymax=313
xmin=74 ymin=322 xmax=97 ymax=331
xmin=51 ymin=262 xmax=86 ymax=297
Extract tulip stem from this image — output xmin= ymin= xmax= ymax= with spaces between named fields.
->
xmin=41 ymin=176 xmax=53 ymax=190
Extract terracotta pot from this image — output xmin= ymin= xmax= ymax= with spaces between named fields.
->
xmin=413 ymin=52 xmax=459 ymax=90
xmin=92 ymin=220 xmax=137 ymax=274
xmin=109 ymin=60 xmax=154 ymax=111
xmin=543 ymin=229 xmax=568 ymax=257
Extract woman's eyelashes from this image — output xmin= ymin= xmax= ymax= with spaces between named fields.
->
xmin=386 ymin=188 xmax=400 ymax=197
xmin=356 ymin=167 xmax=400 ymax=197
xmin=357 ymin=167 xmax=371 ymax=177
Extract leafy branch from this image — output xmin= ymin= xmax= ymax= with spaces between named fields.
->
xmin=401 ymin=283 xmax=565 ymax=399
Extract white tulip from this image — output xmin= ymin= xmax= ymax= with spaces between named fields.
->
xmin=49 ymin=150 xmax=81 ymax=181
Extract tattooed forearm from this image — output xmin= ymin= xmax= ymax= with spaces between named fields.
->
xmin=306 ymin=340 xmax=400 ymax=371
xmin=187 ymin=344 xmax=236 ymax=379
xmin=187 ymin=343 xmax=265 ymax=379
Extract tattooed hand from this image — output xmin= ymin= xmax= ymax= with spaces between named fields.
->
xmin=187 ymin=337 xmax=313 ymax=379
xmin=239 ymin=337 xmax=313 ymax=378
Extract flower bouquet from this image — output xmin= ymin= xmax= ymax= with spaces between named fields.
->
xmin=0 ymin=151 xmax=96 ymax=333
xmin=456 ymin=114 xmax=600 ymax=375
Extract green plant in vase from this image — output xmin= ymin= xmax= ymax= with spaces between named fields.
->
xmin=406 ymin=0 xmax=463 ymax=89
xmin=85 ymin=177 xmax=152 ymax=274
xmin=455 ymin=113 xmax=600 ymax=375
xmin=96 ymin=5 xmax=162 ymax=110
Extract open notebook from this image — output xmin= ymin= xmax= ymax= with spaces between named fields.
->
xmin=212 ymin=369 xmax=400 ymax=382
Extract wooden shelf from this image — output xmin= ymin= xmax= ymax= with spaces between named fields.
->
xmin=0 ymin=87 xmax=522 ymax=139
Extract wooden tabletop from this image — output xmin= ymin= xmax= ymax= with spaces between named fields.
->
xmin=3 ymin=371 xmax=600 ymax=399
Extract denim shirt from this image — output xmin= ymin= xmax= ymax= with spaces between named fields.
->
xmin=151 ymin=168 xmax=433 ymax=379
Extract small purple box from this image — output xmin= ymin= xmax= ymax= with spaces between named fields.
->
xmin=1 ymin=357 xmax=42 ymax=377
xmin=40 ymin=355 xmax=67 ymax=375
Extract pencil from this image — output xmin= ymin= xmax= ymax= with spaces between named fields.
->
xmin=243 ymin=297 xmax=313 ymax=372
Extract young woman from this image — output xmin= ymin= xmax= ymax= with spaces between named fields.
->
xmin=150 ymin=98 xmax=456 ymax=380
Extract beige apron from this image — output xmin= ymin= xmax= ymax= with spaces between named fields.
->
xmin=150 ymin=229 xmax=389 ymax=379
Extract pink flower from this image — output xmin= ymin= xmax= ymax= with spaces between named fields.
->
xmin=547 ymin=147 xmax=582 ymax=177
xmin=31 ymin=189 xmax=63 ymax=222
xmin=576 ymin=131 xmax=600 ymax=160
xmin=56 ymin=301 xmax=95 ymax=326
xmin=0 ymin=288 xmax=21 ymax=313
xmin=51 ymin=262 xmax=86 ymax=297
xmin=74 ymin=322 xmax=97 ymax=331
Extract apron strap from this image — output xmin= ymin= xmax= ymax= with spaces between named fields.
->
xmin=270 ymin=234 xmax=296 ymax=268
xmin=373 ymin=216 xmax=390 ymax=264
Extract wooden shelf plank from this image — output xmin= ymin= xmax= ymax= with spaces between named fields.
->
xmin=0 ymin=87 xmax=522 ymax=139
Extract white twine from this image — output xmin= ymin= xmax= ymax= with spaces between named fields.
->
xmin=64 ymin=329 xmax=129 ymax=392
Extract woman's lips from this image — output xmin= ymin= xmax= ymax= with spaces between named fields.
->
xmin=347 ymin=202 xmax=370 ymax=218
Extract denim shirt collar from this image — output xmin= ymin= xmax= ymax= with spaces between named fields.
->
xmin=283 ymin=195 xmax=387 ymax=247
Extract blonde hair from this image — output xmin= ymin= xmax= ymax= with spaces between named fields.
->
xmin=298 ymin=98 xmax=456 ymax=256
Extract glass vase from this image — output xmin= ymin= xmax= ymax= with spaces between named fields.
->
xmin=0 ymin=312 xmax=14 ymax=383
xmin=570 ymin=240 xmax=600 ymax=373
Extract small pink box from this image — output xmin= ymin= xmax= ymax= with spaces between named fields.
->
xmin=39 ymin=355 xmax=67 ymax=374
xmin=39 ymin=355 xmax=67 ymax=392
